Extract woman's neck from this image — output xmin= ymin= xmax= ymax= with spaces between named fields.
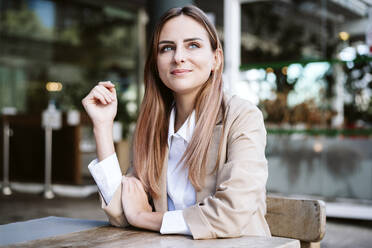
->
xmin=174 ymin=92 xmax=196 ymax=132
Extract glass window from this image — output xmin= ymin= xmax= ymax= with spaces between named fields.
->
xmin=0 ymin=0 xmax=139 ymax=136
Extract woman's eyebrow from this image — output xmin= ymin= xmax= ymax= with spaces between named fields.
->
xmin=158 ymin=37 xmax=203 ymax=45
xmin=184 ymin=37 xmax=203 ymax=42
xmin=158 ymin=40 xmax=174 ymax=45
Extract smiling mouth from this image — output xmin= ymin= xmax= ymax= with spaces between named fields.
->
xmin=171 ymin=69 xmax=192 ymax=75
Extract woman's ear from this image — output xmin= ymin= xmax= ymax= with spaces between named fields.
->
xmin=212 ymin=48 xmax=223 ymax=71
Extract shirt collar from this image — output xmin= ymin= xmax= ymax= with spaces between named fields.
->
xmin=168 ymin=107 xmax=196 ymax=147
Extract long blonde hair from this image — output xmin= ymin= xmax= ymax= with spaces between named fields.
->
xmin=133 ymin=5 xmax=225 ymax=198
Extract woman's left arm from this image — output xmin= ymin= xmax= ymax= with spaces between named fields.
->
xmin=122 ymin=102 xmax=270 ymax=238
xmin=183 ymin=103 xmax=271 ymax=239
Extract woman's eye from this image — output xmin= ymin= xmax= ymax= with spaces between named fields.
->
xmin=160 ymin=46 xmax=173 ymax=52
xmin=189 ymin=43 xmax=199 ymax=49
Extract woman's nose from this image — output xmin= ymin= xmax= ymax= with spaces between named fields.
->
xmin=173 ymin=47 xmax=186 ymax=64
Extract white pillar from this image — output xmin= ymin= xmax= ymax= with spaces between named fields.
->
xmin=367 ymin=8 xmax=372 ymax=55
xmin=224 ymin=0 xmax=241 ymax=94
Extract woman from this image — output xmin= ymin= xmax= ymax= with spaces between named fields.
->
xmin=82 ymin=5 xmax=271 ymax=239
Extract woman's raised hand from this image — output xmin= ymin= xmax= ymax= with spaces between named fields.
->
xmin=82 ymin=81 xmax=117 ymax=127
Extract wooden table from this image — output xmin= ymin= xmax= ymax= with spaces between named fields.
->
xmin=0 ymin=217 xmax=300 ymax=248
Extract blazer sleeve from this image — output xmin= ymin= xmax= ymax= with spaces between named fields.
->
xmin=183 ymin=104 xmax=269 ymax=239
xmin=100 ymin=166 xmax=135 ymax=227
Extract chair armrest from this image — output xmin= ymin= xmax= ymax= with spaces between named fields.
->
xmin=266 ymin=196 xmax=326 ymax=242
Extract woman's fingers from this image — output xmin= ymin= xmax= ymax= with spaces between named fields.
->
xmin=84 ymin=82 xmax=116 ymax=105
xmin=98 ymin=81 xmax=115 ymax=88
xmin=109 ymin=86 xmax=117 ymax=97
xmin=98 ymin=81 xmax=115 ymax=89
xmin=91 ymin=90 xmax=108 ymax=105
xmin=90 ymin=83 xmax=117 ymax=104
xmin=94 ymin=86 xmax=113 ymax=103
xmin=98 ymin=81 xmax=117 ymax=97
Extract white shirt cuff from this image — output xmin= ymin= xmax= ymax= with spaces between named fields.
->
xmin=88 ymin=153 xmax=122 ymax=204
xmin=160 ymin=210 xmax=192 ymax=236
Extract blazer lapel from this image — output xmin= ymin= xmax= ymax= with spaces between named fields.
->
xmin=195 ymin=94 xmax=230 ymax=203
xmin=153 ymin=147 xmax=168 ymax=212
xmin=195 ymin=124 xmax=224 ymax=203
xmin=195 ymin=95 xmax=228 ymax=202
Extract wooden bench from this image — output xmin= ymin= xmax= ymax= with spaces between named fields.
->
xmin=266 ymin=196 xmax=326 ymax=248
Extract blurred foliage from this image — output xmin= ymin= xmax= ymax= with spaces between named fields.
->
xmin=241 ymin=2 xmax=338 ymax=64
xmin=343 ymin=54 xmax=372 ymax=125
xmin=242 ymin=1 xmax=339 ymax=128
xmin=59 ymin=83 xmax=91 ymax=111
xmin=0 ymin=0 xmax=139 ymax=138
xmin=58 ymin=24 xmax=80 ymax=46
xmin=241 ymin=1 xmax=372 ymax=128
xmin=116 ymin=96 xmax=137 ymax=139
xmin=267 ymin=128 xmax=372 ymax=137
xmin=261 ymin=94 xmax=335 ymax=127
xmin=0 ymin=3 xmax=53 ymax=40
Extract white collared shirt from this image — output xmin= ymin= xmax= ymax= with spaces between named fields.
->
xmin=88 ymin=107 xmax=196 ymax=235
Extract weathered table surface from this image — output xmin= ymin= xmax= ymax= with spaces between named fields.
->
xmin=1 ymin=217 xmax=300 ymax=248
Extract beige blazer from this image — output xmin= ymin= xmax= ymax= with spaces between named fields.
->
xmin=100 ymin=95 xmax=271 ymax=239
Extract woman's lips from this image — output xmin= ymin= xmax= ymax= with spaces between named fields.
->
xmin=171 ymin=69 xmax=192 ymax=75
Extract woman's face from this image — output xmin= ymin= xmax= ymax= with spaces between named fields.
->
xmin=157 ymin=15 xmax=217 ymax=97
